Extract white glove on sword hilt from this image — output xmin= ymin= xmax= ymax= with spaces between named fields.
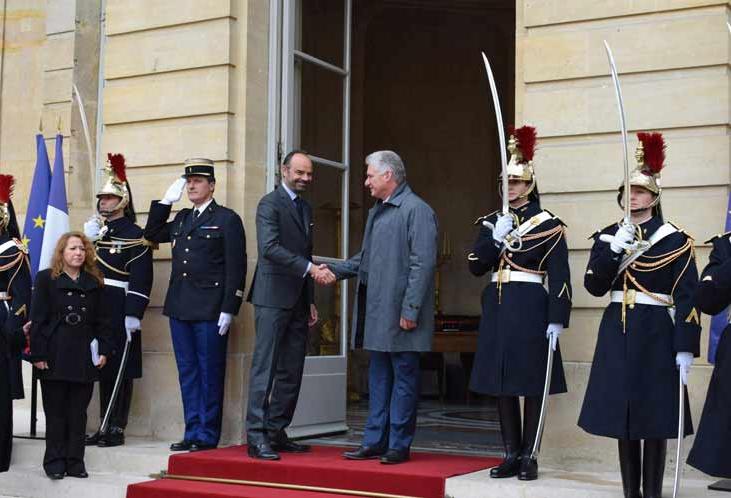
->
xmin=599 ymin=223 xmax=637 ymax=254
xmin=83 ymin=216 xmax=108 ymax=242
xmin=676 ymin=352 xmax=693 ymax=386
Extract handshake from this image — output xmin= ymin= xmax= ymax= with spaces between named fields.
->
xmin=309 ymin=263 xmax=336 ymax=286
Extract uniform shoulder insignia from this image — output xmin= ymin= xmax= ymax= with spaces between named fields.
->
xmin=666 ymin=221 xmax=693 ymax=240
xmin=704 ymin=230 xmax=731 ymax=244
xmin=587 ymin=230 xmax=600 ymax=241
xmin=12 ymin=237 xmax=28 ymax=253
xmin=542 ymin=209 xmax=566 ymax=227
xmin=473 ymin=210 xmax=498 ymax=226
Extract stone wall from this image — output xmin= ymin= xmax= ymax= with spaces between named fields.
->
xmin=515 ymin=0 xmax=729 ymax=471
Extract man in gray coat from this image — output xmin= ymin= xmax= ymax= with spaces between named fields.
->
xmin=328 ymin=150 xmax=438 ymax=464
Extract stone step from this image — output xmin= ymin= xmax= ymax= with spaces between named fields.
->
xmin=445 ymin=467 xmax=718 ymax=498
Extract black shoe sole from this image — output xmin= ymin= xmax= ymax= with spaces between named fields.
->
xmin=343 ymin=453 xmax=382 ymax=460
xmin=247 ymin=453 xmax=280 ymax=460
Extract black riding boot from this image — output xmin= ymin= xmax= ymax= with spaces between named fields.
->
xmin=642 ymin=439 xmax=667 ymax=498
xmin=490 ymin=396 xmax=522 ymax=478
xmin=518 ymin=396 xmax=540 ymax=480
xmin=618 ymin=439 xmax=642 ymax=498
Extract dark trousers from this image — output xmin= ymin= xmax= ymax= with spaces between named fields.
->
xmin=170 ymin=318 xmax=228 ymax=446
xmin=99 ymin=376 xmax=133 ymax=430
xmin=41 ymin=380 xmax=93 ymax=475
xmin=246 ymin=296 xmax=308 ymax=445
xmin=363 ymin=351 xmax=420 ymax=452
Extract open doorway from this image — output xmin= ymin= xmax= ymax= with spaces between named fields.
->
xmin=289 ymin=0 xmax=516 ymax=453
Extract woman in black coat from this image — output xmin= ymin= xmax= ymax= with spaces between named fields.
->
xmin=29 ymin=232 xmax=113 ymax=479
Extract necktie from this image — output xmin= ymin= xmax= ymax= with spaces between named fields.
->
xmin=294 ymin=197 xmax=305 ymax=227
xmin=193 ymin=209 xmax=200 ymax=219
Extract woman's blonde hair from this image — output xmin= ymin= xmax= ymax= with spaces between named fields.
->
xmin=49 ymin=231 xmax=104 ymax=286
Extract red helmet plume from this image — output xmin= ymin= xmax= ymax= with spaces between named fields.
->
xmin=107 ymin=153 xmax=127 ymax=183
xmin=637 ymin=132 xmax=665 ymax=175
xmin=512 ymin=125 xmax=537 ymax=163
xmin=0 ymin=175 xmax=14 ymax=204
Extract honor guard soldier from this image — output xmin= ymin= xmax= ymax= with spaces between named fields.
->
xmin=0 ymin=176 xmax=32 ymax=472
xmin=687 ymin=231 xmax=731 ymax=479
xmin=144 ymin=158 xmax=246 ymax=452
xmin=83 ymin=154 xmax=153 ymax=447
xmin=468 ymin=126 xmax=571 ymax=481
xmin=578 ymin=133 xmax=700 ymax=498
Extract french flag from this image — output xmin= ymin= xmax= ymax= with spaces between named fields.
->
xmin=38 ymin=134 xmax=69 ymax=270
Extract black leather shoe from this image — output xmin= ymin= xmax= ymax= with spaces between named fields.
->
xmin=271 ymin=439 xmax=310 ymax=453
xmin=517 ymin=456 xmax=538 ymax=481
xmin=85 ymin=431 xmax=102 ymax=446
xmin=98 ymin=427 xmax=125 ymax=448
xmin=189 ymin=442 xmax=217 ymax=452
xmin=46 ymin=472 xmax=64 ymax=480
xmin=66 ymin=471 xmax=89 ymax=478
xmin=170 ymin=440 xmax=193 ymax=452
xmin=380 ymin=449 xmax=410 ymax=464
xmin=490 ymin=454 xmax=521 ymax=478
xmin=247 ymin=443 xmax=280 ymax=460
xmin=343 ymin=446 xmax=385 ymax=460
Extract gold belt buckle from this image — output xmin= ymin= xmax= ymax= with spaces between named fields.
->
xmin=499 ymin=268 xmax=511 ymax=283
xmin=624 ymin=289 xmax=636 ymax=309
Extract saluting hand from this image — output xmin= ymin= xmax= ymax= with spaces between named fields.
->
xmin=161 ymin=177 xmax=187 ymax=205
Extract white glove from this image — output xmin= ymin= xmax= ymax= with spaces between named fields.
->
xmin=217 ymin=312 xmax=233 ymax=336
xmin=124 ymin=315 xmax=141 ymax=343
xmin=546 ymin=323 xmax=564 ymax=351
xmin=609 ymin=223 xmax=635 ymax=254
xmin=676 ymin=352 xmax=693 ymax=386
xmin=83 ymin=216 xmax=106 ymax=241
xmin=492 ymin=214 xmax=514 ymax=245
xmin=160 ymin=178 xmax=186 ymax=205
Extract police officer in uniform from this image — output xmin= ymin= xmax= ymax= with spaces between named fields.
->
xmin=0 ymin=176 xmax=32 ymax=472
xmin=144 ymin=158 xmax=246 ymax=452
xmin=83 ymin=154 xmax=153 ymax=447
xmin=686 ymin=230 xmax=731 ymax=478
xmin=578 ymin=133 xmax=700 ymax=498
xmin=468 ymin=126 xmax=571 ymax=481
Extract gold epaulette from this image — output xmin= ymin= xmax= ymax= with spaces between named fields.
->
xmin=667 ymin=221 xmax=694 ymax=241
xmin=704 ymin=230 xmax=731 ymax=244
xmin=543 ymin=209 xmax=566 ymax=227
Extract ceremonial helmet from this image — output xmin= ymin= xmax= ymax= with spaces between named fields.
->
xmin=617 ymin=132 xmax=666 ymax=211
xmin=499 ymin=125 xmax=538 ymax=200
xmin=0 ymin=175 xmax=13 ymax=231
xmin=97 ymin=153 xmax=130 ymax=214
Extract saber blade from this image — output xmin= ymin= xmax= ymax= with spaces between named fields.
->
xmin=602 ymin=41 xmax=631 ymax=224
xmin=480 ymin=52 xmax=508 ymax=215
xmin=100 ymin=337 xmax=131 ymax=434
xmin=531 ymin=341 xmax=555 ymax=460
xmin=673 ymin=370 xmax=685 ymax=498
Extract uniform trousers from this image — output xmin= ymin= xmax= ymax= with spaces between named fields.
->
xmin=170 ymin=318 xmax=228 ymax=446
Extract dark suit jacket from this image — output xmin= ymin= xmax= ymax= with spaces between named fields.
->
xmin=144 ymin=199 xmax=247 ymax=321
xmin=247 ymin=186 xmax=314 ymax=309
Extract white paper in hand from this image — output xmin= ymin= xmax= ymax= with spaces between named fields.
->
xmin=90 ymin=339 xmax=101 ymax=366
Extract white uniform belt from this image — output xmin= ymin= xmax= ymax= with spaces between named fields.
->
xmin=609 ymin=290 xmax=672 ymax=307
xmin=104 ymin=278 xmax=129 ymax=292
xmin=491 ymin=269 xmax=544 ymax=284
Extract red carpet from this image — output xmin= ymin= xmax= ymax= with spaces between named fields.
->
xmin=126 ymin=445 xmax=499 ymax=498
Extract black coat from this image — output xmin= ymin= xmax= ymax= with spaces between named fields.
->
xmin=144 ymin=199 xmax=247 ymax=321
xmin=468 ymin=200 xmax=571 ymax=396
xmin=29 ymin=270 xmax=114 ymax=384
xmin=94 ymin=216 xmax=153 ymax=380
xmin=578 ymin=215 xmax=700 ymax=440
xmin=687 ymin=231 xmax=731 ymax=477
xmin=247 ymin=186 xmax=314 ymax=309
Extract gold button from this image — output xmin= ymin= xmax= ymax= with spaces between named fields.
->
xmin=183 ymin=260 xmax=187 ymax=264
xmin=67 ymin=305 xmax=73 ymax=310
xmin=215 ymin=282 xmax=219 ymax=286
xmin=81 ymin=294 xmax=85 ymax=298
xmin=187 ymin=236 xmax=192 ymax=240
xmin=206 ymin=235 xmax=210 ymax=239
xmin=508 ymin=253 xmax=513 ymax=258
xmin=81 ymin=307 xmax=86 ymax=312
xmin=183 ymin=273 xmax=187 ymax=277
xmin=185 ymin=248 xmax=189 ymax=253
xmin=67 ymin=291 xmax=72 ymax=296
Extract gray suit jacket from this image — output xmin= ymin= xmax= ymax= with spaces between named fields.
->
xmin=247 ymin=186 xmax=314 ymax=309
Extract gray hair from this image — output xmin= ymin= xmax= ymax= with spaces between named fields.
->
xmin=365 ymin=150 xmax=406 ymax=184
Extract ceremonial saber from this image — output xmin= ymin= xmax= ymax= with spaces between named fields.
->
xmin=480 ymin=52 xmax=508 ymax=215
xmin=530 ymin=340 xmax=555 ymax=460
xmin=99 ymin=336 xmax=131 ymax=434
xmin=72 ymin=84 xmax=98 ymax=208
xmin=673 ymin=370 xmax=685 ymax=498
xmin=602 ymin=41 xmax=631 ymax=225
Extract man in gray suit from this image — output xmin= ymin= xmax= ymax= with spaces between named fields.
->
xmin=245 ymin=150 xmax=334 ymax=460
xmin=327 ymin=150 xmax=438 ymax=464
